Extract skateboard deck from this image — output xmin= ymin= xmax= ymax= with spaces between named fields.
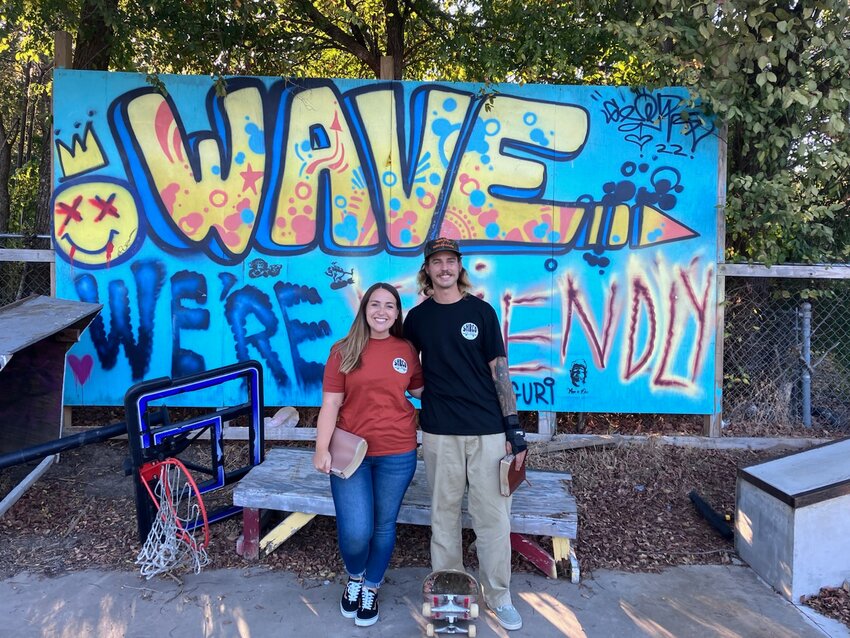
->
xmin=422 ymin=569 xmax=480 ymax=636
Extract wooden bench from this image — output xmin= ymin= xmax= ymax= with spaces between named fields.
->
xmin=233 ymin=448 xmax=580 ymax=581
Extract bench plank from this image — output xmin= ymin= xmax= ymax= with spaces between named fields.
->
xmin=234 ymin=448 xmax=577 ymax=539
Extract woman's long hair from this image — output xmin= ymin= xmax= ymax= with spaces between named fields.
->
xmin=416 ymin=259 xmax=472 ymax=297
xmin=333 ymin=282 xmax=404 ymax=374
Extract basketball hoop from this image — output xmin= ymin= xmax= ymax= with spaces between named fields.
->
xmin=135 ymin=458 xmax=210 ymax=579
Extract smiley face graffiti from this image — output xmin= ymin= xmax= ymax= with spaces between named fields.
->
xmin=52 ymin=177 xmax=143 ymax=268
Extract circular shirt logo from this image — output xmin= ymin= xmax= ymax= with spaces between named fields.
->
xmin=460 ymin=322 xmax=479 ymax=340
xmin=392 ymin=357 xmax=408 ymax=374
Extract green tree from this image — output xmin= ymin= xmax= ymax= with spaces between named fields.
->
xmin=613 ymin=0 xmax=850 ymax=263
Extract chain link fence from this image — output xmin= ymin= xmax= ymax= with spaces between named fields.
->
xmin=723 ymin=276 xmax=850 ymax=431
xmin=0 ymin=234 xmax=53 ymax=307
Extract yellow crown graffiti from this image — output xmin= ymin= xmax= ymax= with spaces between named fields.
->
xmin=55 ymin=123 xmax=107 ymax=178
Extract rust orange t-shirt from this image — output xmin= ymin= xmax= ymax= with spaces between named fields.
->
xmin=323 ymin=336 xmax=424 ymax=456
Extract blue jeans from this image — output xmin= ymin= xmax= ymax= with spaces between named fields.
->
xmin=330 ymin=449 xmax=417 ymax=588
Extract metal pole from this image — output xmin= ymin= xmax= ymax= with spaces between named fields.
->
xmin=800 ymin=302 xmax=812 ymax=428
xmin=0 ymin=421 xmax=127 ymax=470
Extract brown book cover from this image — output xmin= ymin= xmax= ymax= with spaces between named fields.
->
xmin=329 ymin=428 xmax=368 ymax=479
xmin=499 ymin=454 xmax=530 ymax=496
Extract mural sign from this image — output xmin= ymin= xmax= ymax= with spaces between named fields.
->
xmin=53 ymin=70 xmax=721 ymax=412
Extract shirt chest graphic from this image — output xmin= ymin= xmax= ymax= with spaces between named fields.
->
xmin=392 ymin=357 xmax=409 ymax=374
xmin=460 ymin=322 xmax=479 ymax=340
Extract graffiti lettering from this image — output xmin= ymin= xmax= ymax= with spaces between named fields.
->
xmin=74 ymin=260 xmax=165 ymax=380
xmin=54 ymin=72 xmax=720 ymax=413
xmin=512 ymin=377 xmax=556 ymax=406
xmin=171 ymin=270 xmax=210 ymax=377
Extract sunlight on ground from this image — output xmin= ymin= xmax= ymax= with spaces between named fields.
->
xmin=519 ymin=591 xmax=585 ymax=636
xmin=620 ymin=600 xmax=676 ymax=638
xmin=299 ymin=594 xmax=320 ymax=617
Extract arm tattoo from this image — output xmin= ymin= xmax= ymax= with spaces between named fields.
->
xmin=491 ymin=356 xmax=517 ymax=417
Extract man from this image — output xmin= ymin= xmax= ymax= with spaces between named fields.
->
xmin=403 ymin=236 xmax=528 ymax=631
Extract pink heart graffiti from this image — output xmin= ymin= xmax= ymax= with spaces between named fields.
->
xmin=68 ymin=354 xmax=94 ymax=385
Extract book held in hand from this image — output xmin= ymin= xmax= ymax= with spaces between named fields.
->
xmin=499 ymin=453 xmax=530 ymax=496
xmin=329 ymin=428 xmax=368 ymax=479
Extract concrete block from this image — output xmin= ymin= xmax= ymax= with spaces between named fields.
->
xmin=735 ymin=438 xmax=850 ymax=602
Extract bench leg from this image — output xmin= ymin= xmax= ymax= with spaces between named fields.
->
xmin=259 ymin=512 xmax=317 ymax=558
xmin=552 ymin=536 xmax=580 ymax=583
xmin=237 ymin=507 xmax=261 ymax=560
xmin=510 ymin=533 xmax=557 ymax=579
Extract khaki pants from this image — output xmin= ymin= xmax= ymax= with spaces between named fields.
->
xmin=422 ymin=431 xmax=513 ymax=608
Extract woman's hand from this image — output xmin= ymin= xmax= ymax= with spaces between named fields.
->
xmin=313 ymin=448 xmax=332 ymax=474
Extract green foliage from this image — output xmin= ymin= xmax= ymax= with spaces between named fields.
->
xmin=434 ymin=0 xmax=641 ymax=84
xmin=8 ymin=159 xmax=40 ymax=232
xmin=612 ymin=0 xmax=850 ymax=264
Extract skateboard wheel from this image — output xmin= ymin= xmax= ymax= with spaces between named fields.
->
xmin=469 ymin=603 xmax=479 ymax=619
xmin=426 ymin=622 xmax=435 ymax=637
xmin=422 ymin=602 xmax=431 ymax=617
xmin=468 ymin=624 xmax=477 ymax=638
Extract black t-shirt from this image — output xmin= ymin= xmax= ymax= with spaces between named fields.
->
xmin=403 ymin=294 xmax=506 ymax=435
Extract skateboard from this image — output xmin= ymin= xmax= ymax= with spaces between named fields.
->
xmin=422 ymin=569 xmax=480 ymax=637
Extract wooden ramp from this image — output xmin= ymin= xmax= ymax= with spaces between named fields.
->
xmin=234 ymin=447 xmax=580 ymax=581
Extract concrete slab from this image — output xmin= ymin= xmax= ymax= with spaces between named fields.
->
xmin=1 ymin=565 xmax=847 ymax=638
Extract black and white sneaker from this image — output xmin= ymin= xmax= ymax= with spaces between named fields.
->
xmin=355 ymin=586 xmax=379 ymax=626
xmin=340 ymin=576 xmax=363 ymax=618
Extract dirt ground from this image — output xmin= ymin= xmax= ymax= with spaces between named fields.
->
xmin=0 ymin=408 xmax=847 ymax=629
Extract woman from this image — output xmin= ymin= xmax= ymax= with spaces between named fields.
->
xmin=313 ymin=282 xmax=423 ymax=627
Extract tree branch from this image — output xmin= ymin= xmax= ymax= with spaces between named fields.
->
xmin=292 ymin=0 xmax=380 ymax=76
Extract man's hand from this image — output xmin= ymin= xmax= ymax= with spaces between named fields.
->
xmin=515 ymin=449 xmax=527 ymax=470
xmin=504 ymin=416 xmax=527 ymax=470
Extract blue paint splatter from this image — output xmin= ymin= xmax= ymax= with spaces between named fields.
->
xmin=241 ymin=208 xmax=255 ymax=224
xmin=301 ymin=140 xmax=311 ymax=152
xmin=432 ymin=118 xmax=455 ymax=137
xmin=470 ymin=189 xmax=486 ymax=207
xmin=466 ymin=120 xmax=490 ymax=155
xmin=235 ymin=152 xmax=245 ymax=164
xmin=533 ymin=223 xmax=549 ymax=239
xmin=244 ymin=123 xmax=265 ymax=154
xmin=389 ymin=197 xmax=401 ymax=211
xmin=647 ymin=228 xmax=663 ymax=242
xmin=416 ymin=186 xmax=426 ymax=198
xmin=400 ymin=228 xmax=412 ymax=243
xmin=485 ymin=223 xmax=500 ymax=238
xmin=432 ymin=119 xmax=462 ymax=167
xmin=481 ymin=155 xmax=490 ymax=165
xmin=335 ymin=215 xmax=359 ymax=241
xmin=443 ymin=98 xmax=457 ymax=112
xmin=429 ymin=173 xmax=441 ymax=185
xmin=530 ymin=128 xmax=550 ymax=147
xmin=211 ymin=165 xmax=221 ymax=175
xmin=583 ymin=252 xmax=610 ymax=269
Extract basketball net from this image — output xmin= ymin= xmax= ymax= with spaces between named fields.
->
xmin=136 ymin=458 xmax=210 ymax=579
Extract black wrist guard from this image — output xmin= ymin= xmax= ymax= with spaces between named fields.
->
xmin=504 ymin=423 xmax=527 ymax=455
